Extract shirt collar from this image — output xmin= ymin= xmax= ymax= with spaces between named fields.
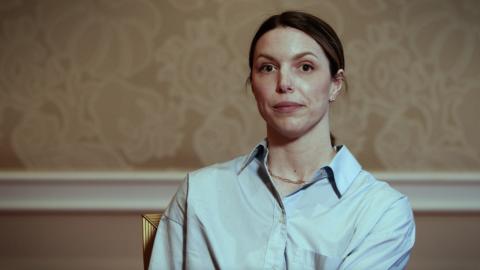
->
xmin=238 ymin=141 xmax=362 ymax=198
xmin=238 ymin=140 xmax=268 ymax=174
xmin=329 ymin=145 xmax=362 ymax=196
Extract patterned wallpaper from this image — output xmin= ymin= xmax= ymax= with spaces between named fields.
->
xmin=0 ymin=0 xmax=479 ymax=171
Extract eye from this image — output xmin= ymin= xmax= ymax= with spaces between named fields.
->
xmin=300 ymin=63 xmax=314 ymax=72
xmin=259 ymin=64 xmax=276 ymax=73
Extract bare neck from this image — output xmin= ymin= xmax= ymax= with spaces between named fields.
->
xmin=267 ymin=120 xmax=335 ymax=182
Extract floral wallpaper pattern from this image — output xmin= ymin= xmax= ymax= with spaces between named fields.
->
xmin=0 ymin=0 xmax=479 ymax=171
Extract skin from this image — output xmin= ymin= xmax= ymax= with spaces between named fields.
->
xmin=251 ymin=26 xmax=344 ymax=196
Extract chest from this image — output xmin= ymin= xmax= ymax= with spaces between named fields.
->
xmin=192 ymin=196 xmax=358 ymax=269
xmin=272 ymin=179 xmax=304 ymax=197
xmin=194 ymin=180 xmax=359 ymax=254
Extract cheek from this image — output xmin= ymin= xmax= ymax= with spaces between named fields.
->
xmin=253 ymin=90 xmax=269 ymax=114
xmin=251 ymin=84 xmax=264 ymax=104
xmin=251 ymin=83 xmax=272 ymax=120
xmin=302 ymin=79 xmax=332 ymax=103
xmin=252 ymin=78 xmax=270 ymax=103
xmin=252 ymin=71 xmax=278 ymax=90
xmin=252 ymin=92 xmax=269 ymax=120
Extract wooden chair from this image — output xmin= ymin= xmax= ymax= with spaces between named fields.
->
xmin=142 ymin=213 xmax=162 ymax=270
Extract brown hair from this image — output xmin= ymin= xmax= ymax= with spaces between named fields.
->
xmin=248 ymin=11 xmax=345 ymax=146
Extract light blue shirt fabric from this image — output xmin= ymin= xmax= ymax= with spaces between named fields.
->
xmin=149 ymin=141 xmax=415 ymax=270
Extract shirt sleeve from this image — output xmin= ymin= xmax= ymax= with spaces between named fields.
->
xmin=339 ymin=196 xmax=416 ymax=270
xmin=148 ymin=177 xmax=188 ymax=270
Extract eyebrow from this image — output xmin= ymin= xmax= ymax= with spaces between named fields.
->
xmin=255 ymin=52 xmax=319 ymax=61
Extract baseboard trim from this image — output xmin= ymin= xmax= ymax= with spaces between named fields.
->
xmin=0 ymin=171 xmax=479 ymax=212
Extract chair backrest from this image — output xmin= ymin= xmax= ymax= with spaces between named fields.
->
xmin=142 ymin=213 xmax=162 ymax=270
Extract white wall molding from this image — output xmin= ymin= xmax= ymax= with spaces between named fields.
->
xmin=0 ymin=171 xmax=184 ymax=212
xmin=0 ymin=171 xmax=479 ymax=212
xmin=374 ymin=172 xmax=480 ymax=212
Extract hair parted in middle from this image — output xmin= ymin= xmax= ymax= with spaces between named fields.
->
xmin=248 ymin=11 xmax=345 ymax=81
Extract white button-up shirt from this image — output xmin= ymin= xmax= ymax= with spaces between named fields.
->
xmin=149 ymin=141 xmax=415 ymax=269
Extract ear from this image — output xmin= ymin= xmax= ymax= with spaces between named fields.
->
xmin=329 ymin=69 xmax=344 ymax=102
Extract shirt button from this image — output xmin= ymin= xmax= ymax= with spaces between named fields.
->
xmin=279 ymin=215 xmax=285 ymax=224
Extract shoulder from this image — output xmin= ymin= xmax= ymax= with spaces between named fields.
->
xmin=180 ymin=155 xmax=252 ymax=212
xmin=185 ymin=155 xmax=251 ymax=196
xmin=353 ymin=170 xmax=406 ymax=205
xmin=349 ymin=170 xmax=414 ymax=231
xmin=188 ymin=155 xmax=247 ymax=182
xmin=341 ymin=172 xmax=415 ymax=268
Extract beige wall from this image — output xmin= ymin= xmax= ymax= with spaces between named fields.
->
xmin=410 ymin=213 xmax=480 ymax=269
xmin=0 ymin=212 xmax=479 ymax=270
xmin=0 ymin=213 xmax=143 ymax=270
xmin=0 ymin=0 xmax=479 ymax=171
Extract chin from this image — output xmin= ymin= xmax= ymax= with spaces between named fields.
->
xmin=269 ymin=125 xmax=311 ymax=141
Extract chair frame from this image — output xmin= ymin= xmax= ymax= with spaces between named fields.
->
xmin=142 ymin=213 xmax=162 ymax=270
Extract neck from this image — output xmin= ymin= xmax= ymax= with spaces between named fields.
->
xmin=267 ymin=119 xmax=335 ymax=182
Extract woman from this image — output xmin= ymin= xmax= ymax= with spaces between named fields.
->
xmin=150 ymin=11 xmax=415 ymax=270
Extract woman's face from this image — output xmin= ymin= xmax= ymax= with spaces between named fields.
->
xmin=251 ymin=27 xmax=342 ymax=139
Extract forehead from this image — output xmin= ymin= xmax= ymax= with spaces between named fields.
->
xmin=254 ymin=26 xmax=325 ymax=59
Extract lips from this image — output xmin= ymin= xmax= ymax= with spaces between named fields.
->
xmin=272 ymin=101 xmax=304 ymax=113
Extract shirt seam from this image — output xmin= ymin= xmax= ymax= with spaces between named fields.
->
xmin=161 ymin=214 xmax=183 ymax=227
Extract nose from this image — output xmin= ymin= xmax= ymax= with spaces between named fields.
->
xmin=277 ymin=68 xmax=293 ymax=93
